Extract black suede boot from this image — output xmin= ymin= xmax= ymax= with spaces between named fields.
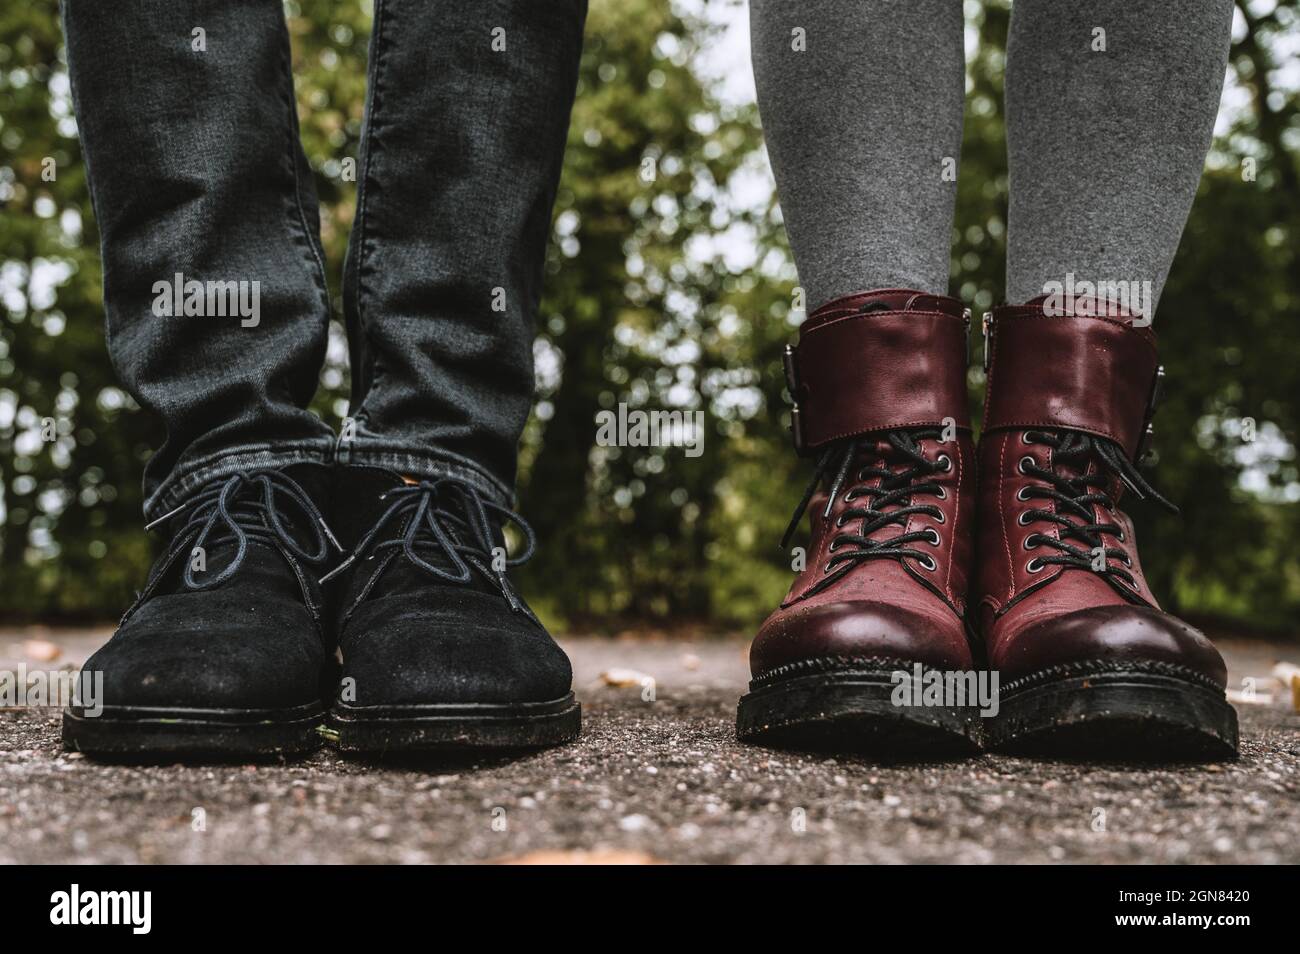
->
xmin=62 ymin=465 xmax=340 ymax=758
xmin=324 ymin=466 xmax=580 ymax=753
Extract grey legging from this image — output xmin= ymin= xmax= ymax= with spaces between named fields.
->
xmin=750 ymin=0 xmax=1235 ymax=314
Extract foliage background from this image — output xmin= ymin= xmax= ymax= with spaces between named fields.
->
xmin=1 ymin=0 xmax=1297 ymax=635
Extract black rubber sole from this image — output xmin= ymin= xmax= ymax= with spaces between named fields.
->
xmin=987 ymin=666 xmax=1239 ymax=761
xmin=61 ymin=700 xmax=325 ymax=758
xmin=329 ymin=693 xmax=581 ymax=753
xmin=736 ymin=663 xmax=983 ymax=757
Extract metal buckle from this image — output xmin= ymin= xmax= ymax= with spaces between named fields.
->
xmin=1134 ymin=364 xmax=1165 ymax=464
xmin=782 ymin=343 xmax=807 ymax=455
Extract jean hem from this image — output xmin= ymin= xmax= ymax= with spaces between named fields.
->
xmin=143 ymin=440 xmax=336 ymax=521
xmin=336 ymin=442 xmax=513 ymax=505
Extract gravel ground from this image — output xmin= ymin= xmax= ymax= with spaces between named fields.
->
xmin=1 ymin=628 xmax=1297 ymax=864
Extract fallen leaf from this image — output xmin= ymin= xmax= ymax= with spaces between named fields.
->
xmin=600 ymin=668 xmax=653 ymax=688
xmin=1270 ymin=662 xmax=1300 ymax=713
xmin=23 ymin=640 xmax=61 ymax=663
xmin=1272 ymin=661 xmax=1300 ymax=685
xmin=1227 ymin=688 xmax=1274 ymax=706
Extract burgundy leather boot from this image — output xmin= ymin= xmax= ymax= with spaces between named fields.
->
xmin=736 ymin=289 xmax=981 ymax=755
xmin=975 ymin=296 xmax=1237 ymax=759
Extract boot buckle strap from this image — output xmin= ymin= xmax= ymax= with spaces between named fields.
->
xmin=783 ymin=301 xmax=971 ymax=456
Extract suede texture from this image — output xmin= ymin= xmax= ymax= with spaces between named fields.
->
xmin=330 ymin=466 xmax=573 ymax=707
xmin=84 ymin=464 xmax=335 ymax=711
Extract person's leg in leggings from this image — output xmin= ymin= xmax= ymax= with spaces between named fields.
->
xmin=63 ymin=0 xmax=336 ymax=521
xmin=1005 ymin=0 xmax=1235 ymax=313
xmin=325 ymin=1 xmax=588 ymax=753
xmin=340 ymin=0 xmax=586 ymax=504
xmin=748 ymin=0 xmax=966 ymax=307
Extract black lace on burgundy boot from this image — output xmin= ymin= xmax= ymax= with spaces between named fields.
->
xmin=1015 ymin=429 xmax=1175 ymax=600
xmin=781 ymin=426 xmax=953 ymax=601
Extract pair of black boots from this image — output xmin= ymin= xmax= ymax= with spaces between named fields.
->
xmin=62 ymin=465 xmax=580 ymax=757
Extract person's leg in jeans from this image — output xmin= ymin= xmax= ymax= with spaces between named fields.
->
xmin=61 ymin=0 xmax=339 ymax=756
xmin=325 ymin=0 xmax=587 ymax=751
xmin=976 ymin=0 xmax=1239 ymax=757
xmin=736 ymin=1 xmax=981 ymax=755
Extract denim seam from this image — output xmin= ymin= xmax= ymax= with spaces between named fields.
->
xmin=144 ymin=440 xmax=335 ymax=521
xmin=277 ymin=13 xmax=332 ymax=320
xmin=350 ymin=0 xmax=390 ymax=418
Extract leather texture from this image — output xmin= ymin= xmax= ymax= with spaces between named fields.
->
xmin=789 ymin=289 xmax=970 ymax=450
xmin=974 ymin=296 xmax=1227 ymax=688
xmin=983 ymin=295 xmax=1159 ymax=459
xmin=751 ymin=289 xmax=976 ymax=679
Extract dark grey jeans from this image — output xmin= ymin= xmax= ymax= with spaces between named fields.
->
xmin=62 ymin=0 xmax=586 ymax=520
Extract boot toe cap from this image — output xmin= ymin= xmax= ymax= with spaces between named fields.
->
xmin=87 ymin=595 xmax=324 ymax=711
xmin=750 ymin=599 xmax=973 ymax=678
xmin=994 ymin=604 xmax=1227 ymax=688
xmin=339 ymin=589 xmax=573 ymax=706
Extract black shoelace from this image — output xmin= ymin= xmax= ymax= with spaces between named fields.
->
xmin=145 ymin=471 xmax=339 ymax=590
xmin=321 ymin=478 xmax=535 ymax=614
xmin=782 ymin=427 xmax=949 ymax=595
xmin=1018 ymin=430 xmax=1175 ymax=593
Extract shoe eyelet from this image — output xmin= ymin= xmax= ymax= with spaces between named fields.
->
xmin=935 ymin=454 xmax=953 ymax=473
xmin=1116 ymin=529 xmax=1126 ymax=542
xmin=1020 ymin=432 xmax=1035 ymax=446
xmin=1016 ymin=486 xmax=1033 ymax=501
xmin=1018 ymin=455 xmax=1035 ymax=475
xmin=828 ymin=540 xmax=840 ymax=552
xmin=1120 ymin=553 xmax=1132 ymax=567
xmin=933 ymin=487 xmax=947 ymax=500
xmin=1017 ymin=510 xmax=1033 ymax=526
xmin=932 ymin=509 xmax=946 ymax=524
xmin=1023 ymin=533 xmax=1040 ymax=551
xmin=835 ymin=514 xmax=848 ymax=528
xmin=1026 ymin=557 xmax=1045 ymax=574
xmin=925 ymin=528 xmax=941 ymax=546
xmin=917 ymin=554 xmax=937 ymax=572
xmin=823 ymin=562 xmax=836 ymax=574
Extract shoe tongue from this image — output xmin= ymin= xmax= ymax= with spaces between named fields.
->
xmin=331 ymin=466 xmax=407 ymax=551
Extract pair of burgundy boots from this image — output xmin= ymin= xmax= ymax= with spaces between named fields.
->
xmin=737 ymin=289 xmax=1238 ymax=760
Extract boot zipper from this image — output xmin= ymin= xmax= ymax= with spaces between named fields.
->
xmin=981 ymin=312 xmax=994 ymax=371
